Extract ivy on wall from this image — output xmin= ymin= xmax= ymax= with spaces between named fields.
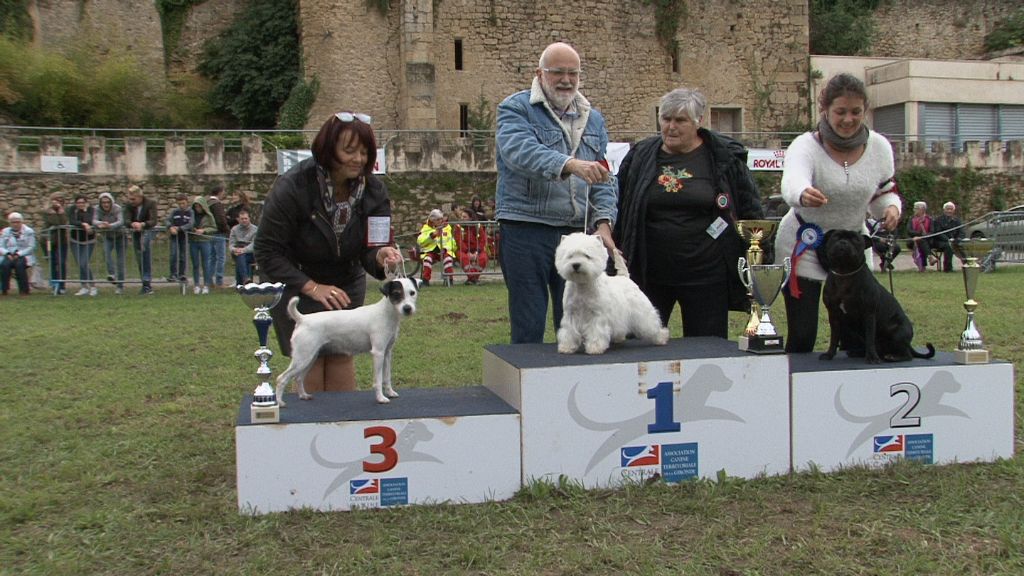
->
xmin=642 ymin=0 xmax=686 ymax=57
xmin=156 ymin=0 xmax=206 ymax=64
xmin=984 ymin=7 xmax=1024 ymax=53
xmin=0 ymin=0 xmax=32 ymax=41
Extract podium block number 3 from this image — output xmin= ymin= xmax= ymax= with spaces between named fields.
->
xmin=363 ymin=426 xmax=399 ymax=473
xmin=647 ymin=381 xmax=681 ymax=434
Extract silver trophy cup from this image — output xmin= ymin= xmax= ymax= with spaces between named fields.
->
xmin=237 ymin=282 xmax=285 ymax=423
xmin=952 ymin=238 xmax=993 ymax=364
xmin=738 ymin=256 xmax=791 ymax=354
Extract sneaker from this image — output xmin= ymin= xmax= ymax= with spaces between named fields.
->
xmin=89 ymin=287 xmax=98 ymax=297
xmin=140 ymin=286 xmax=153 ymax=295
xmin=201 ymin=286 xmax=210 ymax=295
xmin=179 ymin=276 xmax=188 ymax=283
xmin=194 ymin=286 xmax=201 ymax=295
xmin=74 ymin=288 xmax=89 ymax=296
xmin=164 ymin=276 xmax=176 ymax=283
xmin=115 ymin=287 xmax=123 ymax=295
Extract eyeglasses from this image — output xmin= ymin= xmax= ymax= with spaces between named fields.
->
xmin=335 ymin=112 xmax=372 ymax=124
xmin=541 ymin=67 xmax=582 ymax=80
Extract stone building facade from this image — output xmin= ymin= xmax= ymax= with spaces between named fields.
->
xmin=869 ymin=0 xmax=1023 ymax=60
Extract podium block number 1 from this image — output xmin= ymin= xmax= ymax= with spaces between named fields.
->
xmin=363 ymin=426 xmax=398 ymax=473
xmin=647 ymin=381 xmax=681 ymax=434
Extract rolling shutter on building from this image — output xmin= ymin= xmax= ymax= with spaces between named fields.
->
xmin=920 ymin=103 xmax=954 ymax=148
xmin=1000 ymin=105 xmax=1024 ymax=141
xmin=872 ymin=104 xmax=905 ymax=142
xmin=956 ymin=104 xmax=997 ymax=149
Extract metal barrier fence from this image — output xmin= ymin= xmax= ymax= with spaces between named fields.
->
xmin=39 ymin=226 xmax=246 ymax=295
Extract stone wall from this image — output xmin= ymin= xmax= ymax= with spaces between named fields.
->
xmin=870 ymin=0 xmax=1021 ymax=59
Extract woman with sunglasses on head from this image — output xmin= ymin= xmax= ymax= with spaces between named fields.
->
xmin=255 ymin=112 xmax=403 ymax=394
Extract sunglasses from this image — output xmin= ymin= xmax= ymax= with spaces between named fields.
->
xmin=335 ymin=112 xmax=372 ymax=124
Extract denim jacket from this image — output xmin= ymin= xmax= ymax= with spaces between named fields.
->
xmin=495 ymin=78 xmax=617 ymax=229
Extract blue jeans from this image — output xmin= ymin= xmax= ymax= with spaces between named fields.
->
xmin=103 ymin=233 xmax=126 ymax=283
xmin=132 ymin=230 xmax=154 ymax=285
xmin=498 ymin=220 xmax=578 ymax=344
xmin=71 ymin=241 xmax=95 ymax=286
xmin=234 ymin=252 xmax=254 ymax=285
xmin=190 ymin=240 xmax=214 ymax=287
xmin=212 ymin=234 xmax=227 ymax=284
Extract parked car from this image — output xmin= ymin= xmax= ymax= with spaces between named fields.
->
xmin=964 ymin=204 xmax=1024 ymax=241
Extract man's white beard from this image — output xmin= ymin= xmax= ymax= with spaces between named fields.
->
xmin=543 ymin=84 xmax=576 ymax=112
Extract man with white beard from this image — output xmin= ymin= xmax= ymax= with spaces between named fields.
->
xmin=495 ymin=41 xmax=618 ymax=344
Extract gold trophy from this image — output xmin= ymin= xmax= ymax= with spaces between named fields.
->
xmin=735 ymin=219 xmax=779 ymax=351
xmin=952 ymin=238 xmax=994 ymax=364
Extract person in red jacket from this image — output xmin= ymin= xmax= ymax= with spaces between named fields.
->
xmin=455 ymin=207 xmax=489 ymax=284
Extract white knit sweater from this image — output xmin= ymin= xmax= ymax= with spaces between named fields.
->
xmin=774 ymin=130 xmax=902 ymax=281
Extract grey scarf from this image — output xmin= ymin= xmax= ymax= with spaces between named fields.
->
xmin=817 ymin=115 xmax=868 ymax=151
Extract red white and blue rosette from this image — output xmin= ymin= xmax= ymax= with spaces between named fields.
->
xmin=788 ymin=222 xmax=823 ymax=298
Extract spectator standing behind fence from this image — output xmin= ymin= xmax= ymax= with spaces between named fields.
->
xmin=907 ymin=201 xmax=933 ymax=272
xmin=68 ymin=194 xmax=97 ymax=297
xmin=189 ymin=195 xmax=216 ymax=295
xmin=467 ymin=195 xmax=489 ymax=221
xmin=165 ymin=193 xmax=193 ymax=283
xmin=207 ymin=184 xmax=230 ymax=288
xmin=93 ymin=192 xmax=126 ymax=295
xmin=229 ymin=209 xmax=257 ymax=285
xmin=932 ymin=201 xmax=963 ymax=273
xmin=495 ymin=41 xmax=618 ymax=343
xmin=417 ymin=209 xmax=457 ymax=287
xmin=41 ymin=192 xmax=69 ymax=295
xmin=774 ymin=73 xmax=901 ymax=354
xmin=226 ymin=189 xmax=254 ymax=228
xmin=255 ymin=111 xmax=402 ymax=394
xmin=125 ymin=185 xmax=158 ymax=295
xmin=1 ymin=212 xmax=36 ymax=296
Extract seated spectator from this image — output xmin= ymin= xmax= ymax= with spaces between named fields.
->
xmin=229 ymin=209 xmax=258 ymax=285
xmin=906 ymin=201 xmax=933 ymax=272
xmin=456 ymin=208 xmax=489 ymax=285
xmin=1 ymin=212 xmax=37 ymax=296
xmin=68 ymin=194 xmax=97 ymax=296
xmin=932 ymin=201 xmax=963 ymax=273
xmin=417 ymin=209 xmax=457 ymax=287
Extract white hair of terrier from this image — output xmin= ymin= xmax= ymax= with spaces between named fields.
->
xmin=555 ymin=232 xmax=670 ymax=354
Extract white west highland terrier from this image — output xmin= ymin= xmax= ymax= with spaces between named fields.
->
xmin=555 ymin=232 xmax=670 ymax=354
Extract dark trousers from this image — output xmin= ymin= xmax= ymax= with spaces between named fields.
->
xmin=645 ymin=281 xmax=729 ymax=338
xmin=1 ymin=255 xmax=30 ymax=294
xmin=498 ymin=220 xmax=576 ymax=344
xmin=782 ymin=276 xmax=822 ymax=353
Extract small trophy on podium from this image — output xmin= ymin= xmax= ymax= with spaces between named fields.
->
xmin=238 ymin=282 xmax=286 ymax=423
xmin=735 ymin=220 xmax=779 ymax=350
xmin=738 ymin=256 xmax=791 ymax=354
xmin=953 ymin=238 xmax=993 ymax=364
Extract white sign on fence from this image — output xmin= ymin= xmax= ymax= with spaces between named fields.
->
xmin=277 ymin=149 xmax=386 ymax=175
xmin=747 ymin=148 xmax=786 ymax=171
xmin=40 ymin=156 xmax=79 ymax=173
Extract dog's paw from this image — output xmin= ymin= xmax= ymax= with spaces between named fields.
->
xmin=865 ymin=355 xmax=882 ymax=364
xmin=818 ymin=352 xmax=835 ymax=361
xmin=557 ymin=341 xmax=578 ymax=354
xmin=584 ymin=341 xmax=610 ymax=355
xmin=299 ymin=392 xmax=313 ymax=401
xmin=654 ymin=328 xmax=670 ymax=345
xmin=277 ymin=398 xmax=288 ymax=407
xmin=384 ymin=386 xmax=399 ymax=398
xmin=375 ymin=394 xmax=391 ymax=404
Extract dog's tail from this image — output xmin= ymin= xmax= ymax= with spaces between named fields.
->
xmin=286 ymin=296 xmax=303 ymax=323
xmin=911 ymin=342 xmax=936 ymax=359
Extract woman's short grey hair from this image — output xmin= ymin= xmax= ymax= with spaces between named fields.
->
xmin=914 ymin=201 xmax=927 ymax=211
xmin=660 ymin=88 xmax=707 ymax=123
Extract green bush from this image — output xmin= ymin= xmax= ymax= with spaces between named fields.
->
xmin=276 ymin=75 xmax=319 ymax=130
xmin=984 ymin=7 xmax=1024 ymax=52
xmin=809 ymin=0 xmax=879 ymax=56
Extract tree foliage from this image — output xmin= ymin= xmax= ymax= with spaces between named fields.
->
xmin=809 ymin=0 xmax=879 ymax=56
xmin=0 ymin=0 xmax=32 ymax=41
xmin=984 ymin=7 xmax=1024 ymax=53
xmin=199 ymin=0 xmax=300 ymax=129
xmin=276 ymin=75 xmax=319 ymax=130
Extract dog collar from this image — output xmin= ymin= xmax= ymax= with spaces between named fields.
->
xmin=828 ymin=263 xmax=865 ymax=277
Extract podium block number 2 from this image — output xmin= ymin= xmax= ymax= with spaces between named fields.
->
xmin=890 ymin=382 xmax=921 ymax=429
xmin=363 ymin=426 xmax=399 ymax=473
xmin=647 ymin=381 xmax=681 ymax=434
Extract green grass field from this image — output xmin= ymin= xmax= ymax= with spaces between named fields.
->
xmin=2 ymin=268 xmax=1021 ymax=575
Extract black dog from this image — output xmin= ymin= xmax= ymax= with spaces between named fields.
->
xmin=819 ymin=229 xmax=935 ymax=363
